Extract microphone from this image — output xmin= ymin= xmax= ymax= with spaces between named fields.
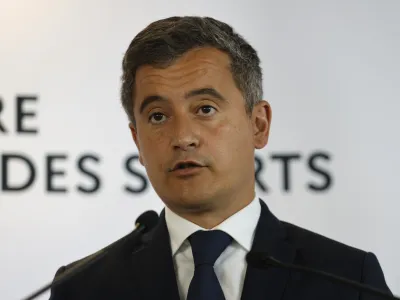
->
xmin=246 ymin=252 xmax=399 ymax=300
xmin=20 ymin=210 xmax=159 ymax=300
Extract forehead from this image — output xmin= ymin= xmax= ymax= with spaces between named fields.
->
xmin=134 ymin=47 xmax=235 ymax=96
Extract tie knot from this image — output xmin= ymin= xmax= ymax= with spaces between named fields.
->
xmin=188 ymin=230 xmax=232 ymax=267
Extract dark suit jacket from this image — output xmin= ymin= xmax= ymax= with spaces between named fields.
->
xmin=49 ymin=199 xmax=392 ymax=300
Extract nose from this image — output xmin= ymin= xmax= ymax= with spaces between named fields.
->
xmin=170 ymin=115 xmax=200 ymax=151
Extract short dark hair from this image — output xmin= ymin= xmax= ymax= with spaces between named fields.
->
xmin=120 ymin=16 xmax=263 ymax=128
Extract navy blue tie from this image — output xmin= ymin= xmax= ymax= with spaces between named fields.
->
xmin=187 ymin=230 xmax=233 ymax=300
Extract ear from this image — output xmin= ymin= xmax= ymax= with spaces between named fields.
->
xmin=129 ymin=123 xmax=144 ymax=166
xmin=252 ymin=100 xmax=272 ymax=149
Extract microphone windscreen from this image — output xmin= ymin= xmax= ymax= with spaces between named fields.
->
xmin=135 ymin=210 xmax=159 ymax=232
xmin=246 ymin=251 xmax=266 ymax=267
xmin=247 ymin=252 xmax=285 ymax=269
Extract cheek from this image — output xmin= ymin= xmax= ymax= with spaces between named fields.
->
xmin=211 ymin=119 xmax=251 ymax=161
xmin=140 ymin=135 xmax=165 ymax=168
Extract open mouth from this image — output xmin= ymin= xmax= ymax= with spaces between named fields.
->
xmin=174 ymin=162 xmax=202 ymax=170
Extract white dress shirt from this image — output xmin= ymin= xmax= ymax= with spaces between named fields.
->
xmin=165 ymin=194 xmax=261 ymax=300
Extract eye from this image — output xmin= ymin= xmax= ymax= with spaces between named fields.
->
xmin=148 ymin=112 xmax=167 ymax=124
xmin=198 ymin=105 xmax=217 ymax=116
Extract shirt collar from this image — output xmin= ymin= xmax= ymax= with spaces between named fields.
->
xmin=165 ymin=193 xmax=261 ymax=256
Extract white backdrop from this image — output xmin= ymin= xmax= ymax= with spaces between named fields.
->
xmin=1 ymin=0 xmax=399 ymax=299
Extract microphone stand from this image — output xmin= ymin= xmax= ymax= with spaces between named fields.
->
xmin=247 ymin=253 xmax=399 ymax=300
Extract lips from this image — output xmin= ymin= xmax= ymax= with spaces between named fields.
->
xmin=172 ymin=161 xmax=203 ymax=171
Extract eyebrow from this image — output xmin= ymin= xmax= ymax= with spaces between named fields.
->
xmin=139 ymin=87 xmax=226 ymax=114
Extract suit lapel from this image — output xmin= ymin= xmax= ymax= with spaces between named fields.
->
xmin=241 ymin=199 xmax=297 ymax=300
xmin=132 ymin=210 xmax=180 ymax=300
xmin=126 ymin=199 xmax=296 ymax=300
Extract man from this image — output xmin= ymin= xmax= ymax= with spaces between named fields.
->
xmin=49 ymin=16 xmax=392 ymax=300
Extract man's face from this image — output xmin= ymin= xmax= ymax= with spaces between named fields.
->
xmin=130 ymin=47 xmax=271 ymax=214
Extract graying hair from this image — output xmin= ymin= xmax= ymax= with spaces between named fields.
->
xmin=120 ymin=16 xmax=263 ymax=128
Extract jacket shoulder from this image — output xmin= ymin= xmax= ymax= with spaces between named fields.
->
xmin=281 ymin=221 xmax=366 ymax=277
xmin=53 ymin=249 xmax=106 ymax=278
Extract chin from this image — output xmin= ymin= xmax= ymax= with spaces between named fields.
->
xmin=164 ymin=192 xmax=216 ymax=211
